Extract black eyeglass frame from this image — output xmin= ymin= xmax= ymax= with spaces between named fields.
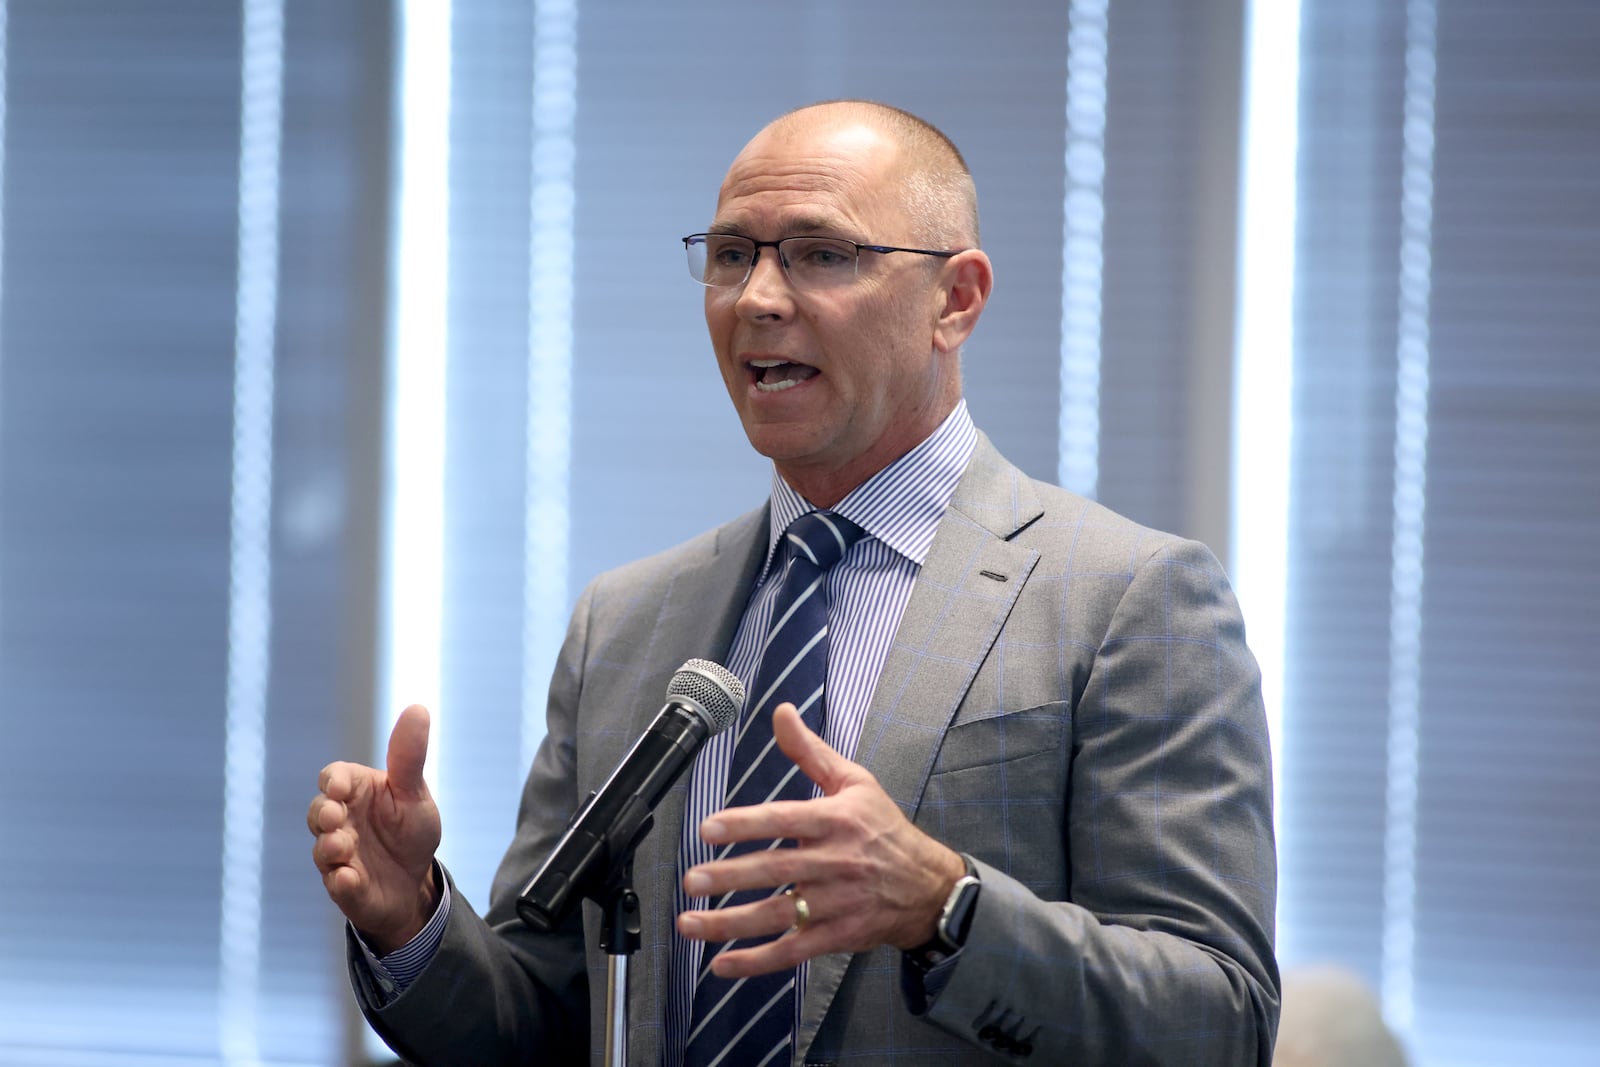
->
xmin=681 ymin=233 xmax=964 ymax=288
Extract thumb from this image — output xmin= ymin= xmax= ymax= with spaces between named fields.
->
xmin=386 ymin=704 xmax=432 ymax=797
xmin=772 ymin=702 xmax=860 ymax=796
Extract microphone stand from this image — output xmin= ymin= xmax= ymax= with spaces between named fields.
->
xmin=521 ymin=787 xmax=662 ymax=1066
xmin=579 ymin=792 xmax=659 ymax=1067
xmin=595 ymin=860 xmax=642 ymax=1067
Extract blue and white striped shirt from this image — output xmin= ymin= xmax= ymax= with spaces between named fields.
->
xmin=662 ymin=400 xmax=977 ymax=1066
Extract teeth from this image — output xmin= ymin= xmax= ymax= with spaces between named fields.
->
xmin=756 ymin=378 xmax=800 ymax=393
xmin=749 ymin=359 xmax=785 ymax=368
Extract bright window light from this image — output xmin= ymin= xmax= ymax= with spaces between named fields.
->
xmin=522 ymin=0 xmax=578 ymax=773
xmin=1382 ymin=0 xmax=1438 ymax=1036
xmin=220 ymin=1 xmax=283 ymax=1062
xmin=1058 ymin=0 xmax=1109 ymax=499
xmin=372 ymin=3 xmax=451 ymax=1060
xmin=1231 ymin=0 xmax=1302 ymax=960
xmin=382 ymin=0 xmax=452 ymax=787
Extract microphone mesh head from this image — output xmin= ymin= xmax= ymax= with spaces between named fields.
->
xmin=668 ymin=659 xmax=743 ymax=734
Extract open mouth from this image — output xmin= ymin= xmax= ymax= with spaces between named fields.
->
xmin=748 ymin=358 xmax=820 ymax=393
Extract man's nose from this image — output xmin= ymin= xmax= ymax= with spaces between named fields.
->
xmin=736 ymin=246 xmax=793 ymax=315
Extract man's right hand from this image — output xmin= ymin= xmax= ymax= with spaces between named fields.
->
xmin=308 ymin=704 xmax=443 ymax=955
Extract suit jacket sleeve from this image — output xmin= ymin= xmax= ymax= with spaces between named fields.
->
xmin=904 ymin=533 xmax=1279 ymax=1065
xmin=350 ymin=580 xmax=598 ymax=1065
xmin=348 ymin=511 xmax=765 ymax=1065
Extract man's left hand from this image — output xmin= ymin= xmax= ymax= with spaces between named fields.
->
xmin=677 ymin=703 xmax=966 ymax=978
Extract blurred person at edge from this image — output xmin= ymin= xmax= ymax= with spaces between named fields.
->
xmin=1273 ymin=968 xmax=1409 ymax=1067
xmin=310 ymin=99 xmax=1279 ymax=1065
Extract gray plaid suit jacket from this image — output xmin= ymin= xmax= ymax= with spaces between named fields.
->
xmin=357 ymin=434 xmax=1280 ymax=1065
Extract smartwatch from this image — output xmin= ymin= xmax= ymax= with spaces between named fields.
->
xmin=906 ymin=854 xmax=981 ymax=971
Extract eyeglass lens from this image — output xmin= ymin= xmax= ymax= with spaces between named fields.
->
xmin=686 ymin=235 xmax=860 ymax=289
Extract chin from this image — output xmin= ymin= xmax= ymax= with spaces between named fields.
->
xmin=737 ymin=417 xmax=820 ymax=460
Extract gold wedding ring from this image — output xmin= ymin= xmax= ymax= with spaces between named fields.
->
xmin=785 ymin=887 xmax=811 ymax=930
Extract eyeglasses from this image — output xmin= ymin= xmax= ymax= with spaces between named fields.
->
xmin=682 ymin=233 xmax=962 ymax=291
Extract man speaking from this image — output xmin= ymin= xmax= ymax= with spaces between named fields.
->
xmin=309 ymin=99 xmax=1280 ymax=1065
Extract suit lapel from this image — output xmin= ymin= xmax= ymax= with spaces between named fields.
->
xmin=799 ymin=436 xmax=1045 ymax=1044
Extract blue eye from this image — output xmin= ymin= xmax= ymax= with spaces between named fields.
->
xmin=792 ymin=240 xmax=855 ymax=271
xmin=707 ymin=239 xmax=753 ymax=267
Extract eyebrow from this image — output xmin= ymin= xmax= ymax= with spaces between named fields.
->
xmin=705 ymin=215 xmax=859 ymax=241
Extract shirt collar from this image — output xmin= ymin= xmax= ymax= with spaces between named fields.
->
xmin=761 ymin=400 xmax=978 ymax=579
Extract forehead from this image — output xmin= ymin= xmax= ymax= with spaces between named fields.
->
xmin=711 ymin=121 xmax=910 ymax=238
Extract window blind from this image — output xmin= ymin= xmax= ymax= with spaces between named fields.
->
xmin=0 ymin=3 xmax=390 ymax=1062
xmin=1281 ymin=2 xmax=1600 ymax=1063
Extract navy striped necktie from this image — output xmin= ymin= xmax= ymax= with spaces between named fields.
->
xmin=682 ymin=510 xmax=864 ymax=1067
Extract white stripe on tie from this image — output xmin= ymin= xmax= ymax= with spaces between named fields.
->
xmin=753 ymin=1034 xmax=792 ymax=1067
xmin=749 ymin=627 xmax=827 ymax=720
xmin=699 ymin=979 xmax=796 ymax=1067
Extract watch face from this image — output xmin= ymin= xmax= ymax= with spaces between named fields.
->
xmin=939 ymin=874 xmax=981 ymax=947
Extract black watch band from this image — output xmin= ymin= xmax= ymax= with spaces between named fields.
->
xmin=906 ymin=855 xmax=980 ymax=971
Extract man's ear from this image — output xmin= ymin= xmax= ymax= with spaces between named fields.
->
xmin=932 ymin=249 xmax=994 ymax=354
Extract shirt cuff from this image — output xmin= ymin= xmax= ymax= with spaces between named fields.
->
xmin=351 ymin=864 xmax=453 ymax=1001
xmin=900 ymin=947 xmax=963 ymax=1015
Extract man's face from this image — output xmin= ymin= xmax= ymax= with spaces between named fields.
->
xmin=704 ymin=118 xmax=961 ymax=506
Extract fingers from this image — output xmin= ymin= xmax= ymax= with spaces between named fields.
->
xmin=677 ymin=709 xmax=962 ymax=975
xmin=318 ymin=852 xmax=376 ymax=918
xmin=306 ymin=792 xmax=345 ymax=836
xmin=308 ymin=720 xmax=444 ymax=948
xmin=385 ymin=704 xmax=432 ymax=796
xmin=321 ymin=862 xmax=367 ymax=908
xmin=683 ymin=840 xmax=813 ymax=899
xmin=309 ymin=803 xmax=367 ymax=918
xmin=308 ymin=762 xmax=374 ymax=886
xmin=309 ymin=758 xmax=379 ymax=840
xmin=308 ymin=782 xmax=361 ymax=876
xmin=678 ymin=888 xmax=798 ymax=945
xmin=308 ymin=764 xmax=361 ymax=864
xmin=699 ymin=798 xmax=836 ymax=852
xmin=708 ymin=928 xmax=830 ymax=978
xmin=308 ymin=798 xmax=382 ymax=916
xmin=316 ymin=761 xmax=354 ymax=803
xmin=771 ymin=703 xmax=859 ymax=796
xmin=311 ymin=823 xmax=358 ymax=872
xmin=690 ymin=703 xmax=860 ymax=848
xmin=677 ymin=890 xmax=835 ymax=979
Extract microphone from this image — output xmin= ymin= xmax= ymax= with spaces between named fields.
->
xmin=516 ymin=658 xmax=743 ymax=933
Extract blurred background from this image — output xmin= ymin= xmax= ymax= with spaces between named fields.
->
xmin=0 ymin=1 xmax=1594 ymax=1064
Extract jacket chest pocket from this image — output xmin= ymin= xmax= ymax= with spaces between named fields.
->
xmin=918 ymin=704 xmax=1070 ymax=896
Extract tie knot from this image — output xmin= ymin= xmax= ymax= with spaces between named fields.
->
xmin=784 ymin=510 xmax=864 ymax=573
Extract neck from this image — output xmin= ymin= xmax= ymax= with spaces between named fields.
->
xmin=777 ymin=397 xmax=965 ymax=509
